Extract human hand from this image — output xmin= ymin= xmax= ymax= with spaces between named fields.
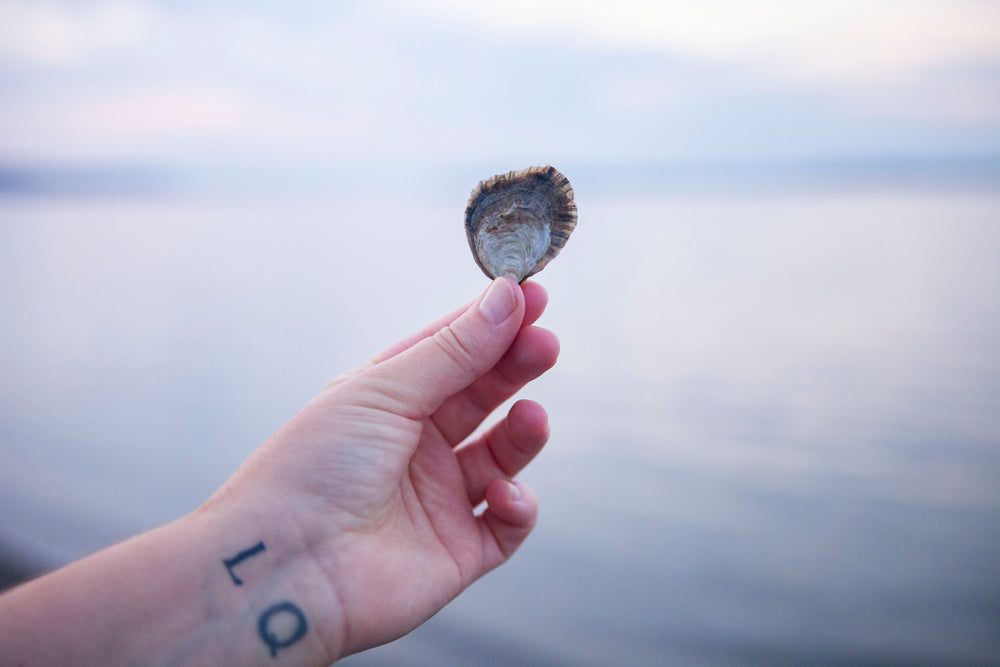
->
xmin=205 ymin=277 xmax=559 ymax=660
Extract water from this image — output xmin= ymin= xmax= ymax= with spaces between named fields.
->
xmin=1 ymin=177 xmax=999 ymax=664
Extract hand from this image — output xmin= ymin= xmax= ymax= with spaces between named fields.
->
xmin=0 ymin=277 xmax=558 ymax=666
xmin=206 ymin=277 xmax=559 ymax=659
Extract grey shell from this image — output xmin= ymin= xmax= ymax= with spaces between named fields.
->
xmin=464 ymin=165 xmax=577 ymax=283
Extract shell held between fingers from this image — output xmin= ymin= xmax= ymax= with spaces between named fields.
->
xmin=464 ymin=165 xmax=577 ymax=283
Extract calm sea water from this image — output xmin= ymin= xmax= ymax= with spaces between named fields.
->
xmin=1 ymin=178 xmax=998 ymax=664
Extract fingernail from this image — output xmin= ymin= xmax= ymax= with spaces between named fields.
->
xmin=507 ymin=481 xmax=522 ymax=501
xmin=479 ymin=278 xmax=517 ymax=325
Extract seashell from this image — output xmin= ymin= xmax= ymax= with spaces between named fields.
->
xmin=465 ymin=165 xmax=577 ymax=283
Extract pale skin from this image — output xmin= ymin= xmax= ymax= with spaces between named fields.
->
xmin=0 ymin=277 xmax=559 ymax=665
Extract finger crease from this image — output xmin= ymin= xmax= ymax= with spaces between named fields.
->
xmin=484 ymin=428 xmax=510 ymax=476
xmin=434 ymin=326 xmax=478 ymax=376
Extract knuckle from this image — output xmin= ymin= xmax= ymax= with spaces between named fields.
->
xmin=432 ymin=325 xmax=479 ymax=375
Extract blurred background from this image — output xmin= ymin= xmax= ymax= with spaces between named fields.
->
xmin=1 ymin=1 xmax=999 ymax=663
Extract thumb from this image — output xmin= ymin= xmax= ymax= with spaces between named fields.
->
xmin=359 ymin=277 xmax=525 ymax=418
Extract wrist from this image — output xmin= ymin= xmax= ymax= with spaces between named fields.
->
xmin=188 ymin=494 xmax=348 ymax=665
xmin=0 ymin=495 xmax=346 ymax=666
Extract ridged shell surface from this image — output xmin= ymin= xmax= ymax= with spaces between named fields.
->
xmin=465 ymin=165 xmax=577 ymax=282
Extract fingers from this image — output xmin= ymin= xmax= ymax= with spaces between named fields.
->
xmin=477 ymin=480 xmax=538 ymax=574
xmin=355 ymin=278 xmax=524 ymax=419
xmin=457 ymin=399 xmax=548 ymax=504
xmin=432 ymin=325 xmax=559 ymax=445
xmin=370 ymin=281 xmax=548 ymax=366
xmin=370 ymin=300 xmax=472 ymax=365
xmin=519 ymin=281 xmax=548 ymax=331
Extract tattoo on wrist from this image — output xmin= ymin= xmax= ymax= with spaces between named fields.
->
xmin=258 ymin=602 xmax=309 ymax=658
xmin=223 ymin=541 xmax=266 ymax=585
xmin=223 ymin=541 xmax=310 ymax=658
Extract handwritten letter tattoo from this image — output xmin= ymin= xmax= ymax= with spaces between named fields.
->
xmin=258 ymin=602 xmax=310 ymax=658
xmin=222 ymin=542 xmax=309 ymax=658
xmin=222 ymin=541 xmax=266 ymax=585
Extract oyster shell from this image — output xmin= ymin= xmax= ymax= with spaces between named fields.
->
xmin=465 ymin=165 xmax=577 ymax=282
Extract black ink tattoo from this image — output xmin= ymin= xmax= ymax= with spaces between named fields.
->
xmin=223 ymin=541 xmax=266 ymax=585
xmin=258 ymin=601 xmax=309 ymax=658
xmin=224 ymin=542 xmax=309 ymax=656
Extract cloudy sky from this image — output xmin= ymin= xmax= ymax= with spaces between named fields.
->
xmin=1 ymin=0 xmax=998 ymax=167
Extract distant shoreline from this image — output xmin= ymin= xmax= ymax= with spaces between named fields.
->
xmin=1 ymin=157 xmax=997 ymax=200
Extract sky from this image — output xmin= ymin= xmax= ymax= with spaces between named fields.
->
xmin=0 ymin=0 xmax=999 ymax=168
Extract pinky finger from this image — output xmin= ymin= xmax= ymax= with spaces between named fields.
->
xmin=477 ymin=479 xmax=538 ymax=575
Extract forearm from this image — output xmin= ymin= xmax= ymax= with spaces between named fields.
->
xmin=0 ymin=499 xmax=344 ymax=665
